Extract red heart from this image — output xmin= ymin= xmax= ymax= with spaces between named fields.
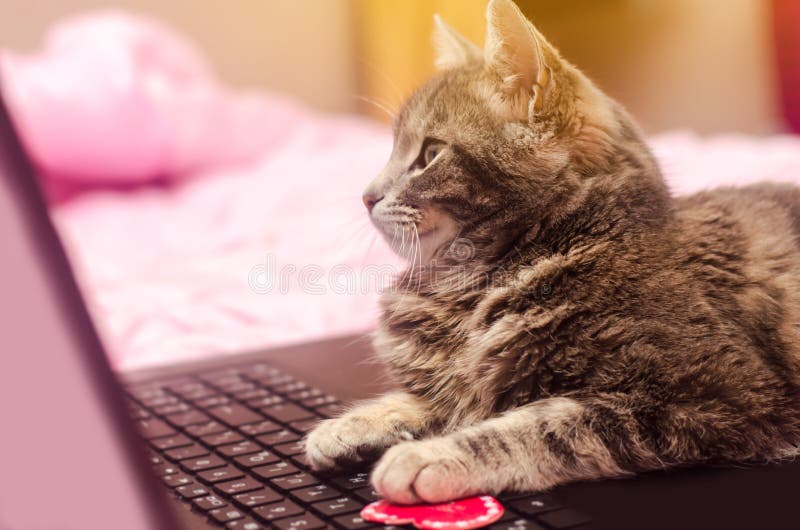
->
xmin=361 ymin=495 xmax=504 ymax=530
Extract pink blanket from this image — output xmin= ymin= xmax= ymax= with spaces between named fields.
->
xmin=4 ymin=13 xmax=800 ymax=370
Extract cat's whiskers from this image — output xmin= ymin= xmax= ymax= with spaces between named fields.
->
xmin=353 ymin=95 xmax=397 ymax=121
xmin=362 ymin=230 xmax=379 ymax=265
xmin=356 ymin=59 xmax=406 ymax=109
xmin=407 ymin=224 xmax=418 ymax=278
xmin=328 ymin=217 xmax=374 ymax=263
xmin=413 ymin=223 xmax=423 ymax=294
xmin=390 ymin=225 xmax=399 ymax=259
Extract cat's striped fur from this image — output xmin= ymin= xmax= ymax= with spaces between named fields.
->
xmin=305 ymin=0 xmax=800 ymax=503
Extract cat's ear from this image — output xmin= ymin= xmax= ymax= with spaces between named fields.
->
xmin=432 ymin=14 xmax=482 ymax=70
xmin=484 ymin=0 xmax=553 ymax=112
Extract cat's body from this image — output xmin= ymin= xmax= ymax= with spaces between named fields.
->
xmin=305 ymin=0 xmax=800 ymax=502
xmin=379 ymin=181 xmax=800 ymax=433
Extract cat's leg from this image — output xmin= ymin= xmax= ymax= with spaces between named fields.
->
xmin=305 ymin=392 xmax=437 ymax=471
xmin=371 ymin=395 xmax=656 ymax=503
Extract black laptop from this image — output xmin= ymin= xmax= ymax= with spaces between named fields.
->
xmin=2 ymin=84 xmax=799 ymax=530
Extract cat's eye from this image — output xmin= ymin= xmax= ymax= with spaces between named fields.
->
xmin=423 ymin=142 xmax=444 ymax=166
xmin=412 ymin=138 xmax=445 ymax=170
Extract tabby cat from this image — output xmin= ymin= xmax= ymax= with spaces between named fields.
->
xmin=305 ymin=0 xmax=800 ymax=503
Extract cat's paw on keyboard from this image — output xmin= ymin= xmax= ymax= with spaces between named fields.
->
xmin=304 ymin=414 xmax=413 ymax=471
xmin=371 ymin=437 xmax=477 ymax=504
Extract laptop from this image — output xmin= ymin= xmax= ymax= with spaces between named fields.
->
xmin=1 ymin=84 xmax=799 ymax=530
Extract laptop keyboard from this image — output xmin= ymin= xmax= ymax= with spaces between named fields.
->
xmin=126 ymin=360 xmax=592 ymax=530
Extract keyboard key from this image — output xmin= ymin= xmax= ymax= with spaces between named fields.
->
xmin=198 ymin=465 xmax=245 ymax=484
xmin=253 ymin=500 xmax=304 ymax=522
xmin=176 ymin=484 xmax=209 ymax=499
xmin=314 ymin=403 xmax=344 ymax=419
xmin=330 ymin=473 xmax=370 ymax=490
xmin=240 ymin=420 xmax=281 ymax=436
xmin=223 ymin=381 xmax=257 ymax=394
xmin=129 ymin=405 xmax=150 ymax=420
xmin=154 ymin=402 xmax=190 ymax=416
xmin=293 ymin=484 xmax=341 ymax=504
xmin=216 ymin=477 xmax=263 ymax=496
xmin=182 ymin=386 xmax=218 ymax=401
xmin=137 ymin=418 xmax=176 ymax=439
xmin=170 ymin=381 xmax=213 ymax=396
xmin=195 ymin=395 xmax=232 ymax=408
xmin=274 ymin=513 xmax=326 ymax=530
xmin=312 ymin=496 xmax=362 ymax=517
xmin=352 ymin=487 xmax=380 ymax=503
xmin=235 ymin=450 xmax=280 ymax=468
xmin=252 ymin=462 xmax=299 ymax=480
xmin=218 ymin=440 xmax=262 ymax=457
xmin=127 ymin=384 xmax=167 ymax=402
xmin=193 ymin=494 xmax=228 ymax=511
xmin=248 ymin=395 xmax=286 ymax=408
xmin=271 ymin=472 xmax=319 ymax=491
xmin=165 ymin=443 xmax=209 ymax=461
xmin=233 ymin=488 xmax=282 ymax=508
xmin=300 ymin=395 xmax=338 ymax=409
xmin=291 ymin=454 xmax=310 ymax=468
xmin=273 ymin=440 xmax=306 ymax=457
xmin=202 ymin=430 xmax=245 ymax=447
xmin=255 ymin=373 xmax=294 ymax=388
xmin=235 ymin=388 xmax=272 ymax=401
xmin=154 ymin=463 xmax=180 ymax=476
xmin=265 ymin=403 xmax=315 ymax=424
xmin=163 ymin=473 xmax=193 ymax=488
xmin=536 ymin=509 xmax=591 ymax=529
xmin=209 ymin=404 xmax=263 ymax=427
xmin=272 ymin=381 xmax=309 ymax=395
xmin=243 ymin=363 xmax=279 ymax=375
xmin=495 ymin=511 xmax=518 ymax=523
xmin=150 ymin=434 xmax=192 ymax=450
xmin=257 ymin=430 xmax=300 ymax=447
xmin=199 ymin=368 xmax=242 ymax=383
xmin=141 ymin=395 xmax=179 ymax=409
xmin=208 ymin=374 xmax=246 ymax=389
xmin=286 ymin=388 xmax=322 ymax=401
xmin=185 ymin=420 xmax=227 ymax=437
xmin=183 ymin=455 xmax=226 ymax=472
xmin=227 ymin=517 xmax=265 ymax=530
xmin=168 ymin=409 xmax=211 ymax=427
xmin=333 ymin=514 xmax=371 ymax=530
xmin=509 ymin=495 xmax=563 ymax=516
xmin=210 ymin=507 xmax=246 ymax=524
xmin=488 ymin=519 xmax=548 ymax=530
xmin=288 ymin=419 xmax=320 ymax=433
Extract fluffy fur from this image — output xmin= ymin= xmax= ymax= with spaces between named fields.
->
xmin=305 ymin=0 xmax=800 ymax=503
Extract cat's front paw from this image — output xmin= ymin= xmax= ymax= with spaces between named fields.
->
xmin=371 ymin=438 xmax=483 ymax=504
xmin=305 ymin=415 xmax=412 ymax=471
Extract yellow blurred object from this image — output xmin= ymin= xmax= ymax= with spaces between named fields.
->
xmin=353 ymin=0 xmax=487 ymax=121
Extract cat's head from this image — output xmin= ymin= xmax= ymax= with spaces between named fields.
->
xmin=364 ymin=0 xmax=655 ymax=266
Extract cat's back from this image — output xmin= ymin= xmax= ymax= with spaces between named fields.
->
xmin=672 ymin=183 xmax=800 ymax=371
xmin=674 ymin=183 xmax=800 ymax=260
xmin=672 ymin=183 xmax=800 ymax=295
xmin=676 ymin=182 xmax=800 ymax=238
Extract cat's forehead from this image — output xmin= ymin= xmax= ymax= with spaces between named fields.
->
xmin=394 ymin=69 xmax=485 ymax=138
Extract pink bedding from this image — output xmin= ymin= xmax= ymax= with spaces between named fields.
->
xmin=4 ymin=13 xmax=800 ymax=370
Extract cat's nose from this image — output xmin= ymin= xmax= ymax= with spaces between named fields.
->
xmin=362 ymin=192 xmax=384 ymax=214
